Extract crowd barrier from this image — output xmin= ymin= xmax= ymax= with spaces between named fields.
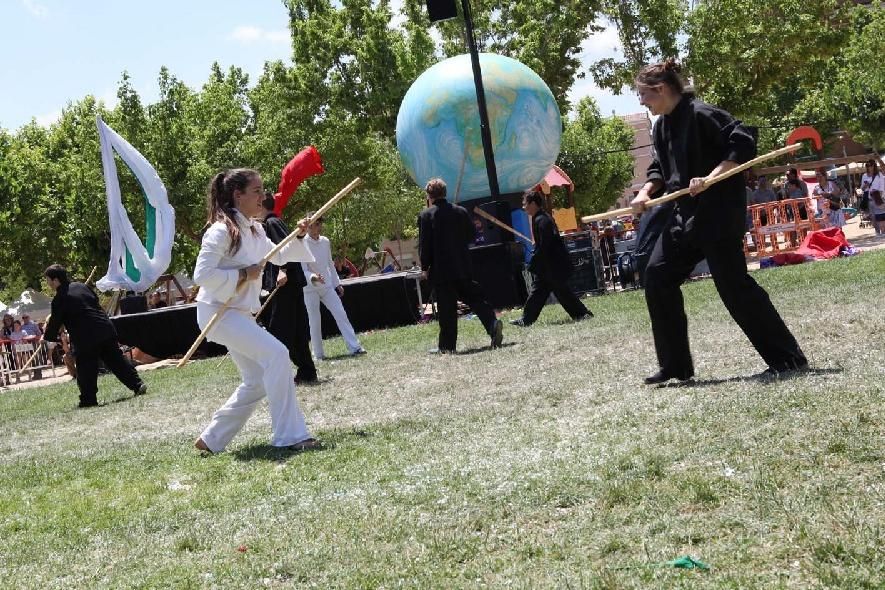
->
xmin=0 ymin=337 xmax=59 ymax=387
xmin=746 ymin=197 xmax=820 ymax=257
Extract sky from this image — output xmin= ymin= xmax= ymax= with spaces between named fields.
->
xmin=0 ymin=0 xmax=642 ymax=132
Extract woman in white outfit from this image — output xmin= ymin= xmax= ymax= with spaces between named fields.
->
xmin=193 ymin=168 xmax=319 ymax=453
xmin=301 ymin=215 xmax=365 ymax=360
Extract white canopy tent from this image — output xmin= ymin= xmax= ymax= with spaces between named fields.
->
xmin=5 ymin=289 xmax=53 ymax=322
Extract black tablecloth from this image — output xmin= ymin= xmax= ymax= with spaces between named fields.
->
xmin=111 ymin=303 xmax=226 ymax=359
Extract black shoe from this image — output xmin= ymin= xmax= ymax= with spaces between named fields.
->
xmin=509 ymin=318 xmax=526 ymax=327
xmin=573 ymin=311 xmax=594 ymax=322
xmin=754 ymin=361 xmax=809 ymax=382
xmin=643 ymin=370 xmax=693 ymax=385
xmin=490 ymin=319 xmax=504 ymax=348
xmin=428 ymin=347 xmax=455 ymax=355
xmin=135 ymin=383 xmax=148 ymax=396
xmin=78 ymin=401 xmax=99 ymax=409
xmin=295 ymin=375 xmax=319 ymax=386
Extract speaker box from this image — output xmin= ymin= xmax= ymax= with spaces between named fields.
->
xmin=476 ymin=201 xmax=514 ymax=245
xmin=119 ymin=294 xmax=148 ymax=315
xmin=566 ymin=248 xmax=604 ymax=295
xmin=425 ymin=0 xmax=458 ymax=22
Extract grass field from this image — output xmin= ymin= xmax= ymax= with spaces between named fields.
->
xmin=1 ymin=251 xmax=883 ymax=589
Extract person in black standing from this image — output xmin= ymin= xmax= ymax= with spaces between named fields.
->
xmin=41 ymin=264 xmax=147 ymax=407
xmin=630 ymin=59 xmax=807 ymax=384
xmin=510 ymin=190 xmax=592 ymax=326
xmin=259 ymin=193 xmax=318 ymax=384
xmin=418 ymin=178 xmax=503 ymax=353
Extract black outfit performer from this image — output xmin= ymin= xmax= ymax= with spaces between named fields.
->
xmin=638 ymin=87 xmax=806 ymax=382
xmin=515 ymin=191 xmax=591 ymax=326
xmin=260 ymin=208 xmax=318 ymax=384
xmin=42 ymin=265 xmax=145 ymax=407
xmin=418 ymin=178 xmax=503 ymax=353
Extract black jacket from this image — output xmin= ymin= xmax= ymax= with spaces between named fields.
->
xmin=528 ymin=209 xmax=572 ymax=282
xmin=44 ymin=282 xmax=117 ymax=348
xmin=262 ymin=213 xmax=307 ymax=291
xmin=647 ymin=95 xmax=756 ymax=242
xmin=418 ymin=199 xmax=475 ymax=284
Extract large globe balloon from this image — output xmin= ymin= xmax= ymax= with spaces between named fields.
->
xmin=396 ymin=53 xmax=562 ymax=200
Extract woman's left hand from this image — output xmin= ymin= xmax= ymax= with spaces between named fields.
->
xmin=689 ymin=177 xmax=709 ymax=196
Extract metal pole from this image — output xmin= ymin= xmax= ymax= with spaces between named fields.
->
xmin=460 ymin=0 xmax=500 ymax=198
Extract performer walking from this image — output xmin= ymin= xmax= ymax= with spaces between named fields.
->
xmin=193 ymin=168 xmax=318 ymax=453
xmin=630 ymin=59 xmax=807 ymax=384
xmin=41 ymin=264 xmax=147 ymax=408
xmin=418 ymin=178 xmax=503 ymax=353
xmin=259 ymin=193 xmax=319 ymax=384
xmin=510 ymin=190 xmax=592 ymax=326
xmin=301 ymin=214 xmax=366 ymax=360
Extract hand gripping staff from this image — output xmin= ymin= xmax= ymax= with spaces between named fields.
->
xmin=177 ymin=177 xmax=363 ymax=368
xmin=580 ymin=144 xmax=802 ymax=224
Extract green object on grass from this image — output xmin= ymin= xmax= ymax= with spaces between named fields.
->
xmin=666 ymin=555 xmax=710 ymax=570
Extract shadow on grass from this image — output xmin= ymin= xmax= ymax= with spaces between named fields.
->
xmin=230 ymin=428 xmax=375 ymax=462
xmin=658 ymin=366 xmax=843 ymax=388
xmin=456 ymin=342 xmax=518 ymax=356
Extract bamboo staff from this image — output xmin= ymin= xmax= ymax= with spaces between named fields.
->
xmin=474 ymin=205 xmax=534 ymax=244
xmin=17 ymin=265 xmax=99 ymax=375
xmin=177 ymin=177 xmax=362 ymax=368
xmin=581 ymin=143 xmax=803 ymax=224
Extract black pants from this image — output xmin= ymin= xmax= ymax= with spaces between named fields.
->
xmin=75 ymin=338 xmax=143 ymax=405
xmin=645 ymin=222 xmax=806 ymax=377
xmin=434 ymin=279 xmax=497 ymax=352
xmin=260 ymin=284 xmax=317 ymax=381
xmin=521 ymin=273 xmax=588 ymax=325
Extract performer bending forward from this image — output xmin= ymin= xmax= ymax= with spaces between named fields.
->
xmin=630 ymin=59 xmax=807 ymax=384
xmin=302 ymin=214 xmax=365 ymax=360
xmin=193 ymin=168 xmax=318 ymax=453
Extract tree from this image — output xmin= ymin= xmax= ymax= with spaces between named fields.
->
xmin=557 ymin=97 xmax=635 ymax=215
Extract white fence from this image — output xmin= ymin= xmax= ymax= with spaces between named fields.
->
xmin=0 ymin=337 xmax=60 ymax=387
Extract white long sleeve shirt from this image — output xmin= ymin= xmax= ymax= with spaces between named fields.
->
xmin=301 ymin=235 xmax=339 ymax=292
xmin=194 ymin=210 xmax=314 ymax=313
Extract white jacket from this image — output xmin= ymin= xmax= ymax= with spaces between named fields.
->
xmin=302 ymin=235 xmax=340 ymax=292
xmin=194 ymin=210 xmax=314 ymax=313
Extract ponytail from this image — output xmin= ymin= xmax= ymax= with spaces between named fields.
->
xmin=206 ymin=168 xmax=259 ymax=255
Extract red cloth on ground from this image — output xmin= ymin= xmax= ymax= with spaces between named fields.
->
xmin=795 ymin=227 xmax=850 ymax=260
xmin=771 ymin=252 xmax=809 ymax=266
xmin=273 ymin=146 xmax=325 ymax=216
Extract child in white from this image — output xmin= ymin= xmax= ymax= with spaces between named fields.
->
xmin=193 ymin=168 xmax=318 ymax=454
xmin=301 ymin=216 xmax=365 ymax=359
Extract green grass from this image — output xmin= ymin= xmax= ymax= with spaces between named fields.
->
xmin=1 ymin=251 xmax=883 ymax=588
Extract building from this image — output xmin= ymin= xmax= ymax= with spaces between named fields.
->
xmin=617 ymin=112 xmax=654 ymax=208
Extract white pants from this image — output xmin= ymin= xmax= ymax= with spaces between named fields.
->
xmin=197 ymin=303 xmax=312 ymax=452
xmin=304 ymin=287 xmax=361 ymax=359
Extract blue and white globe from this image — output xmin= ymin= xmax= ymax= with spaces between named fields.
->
xmin=396 ymin=53 xmax=562 ymax=200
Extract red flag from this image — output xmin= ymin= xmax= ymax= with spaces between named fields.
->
xmin=274 ymin=146 xmax=325 ymax=216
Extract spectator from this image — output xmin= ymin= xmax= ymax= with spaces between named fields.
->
xmin=9 ymin=320 xmax=28 ymax=371
xmin=813 ymin=168 xmax=845 ymax=228
xmin=2 ymin=313 xmax=13 ymax=338
xmin=148 ymin=291 xmax=168 ymax=309
xmin=784 ymin=168 xmax=809 ymax=198
xmin=20 ymin=314 xmax=42 ymax=337
xmin=860 ymin=160 xmax=885 ymax=235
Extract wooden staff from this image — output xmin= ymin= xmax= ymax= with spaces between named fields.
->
xmin=177 ymin=177 xmax=362 ymax=368
xmin=85 ymin=266 xmax=98 ymax=285
xmin=474 ymin=205 xmax=534 ymax=244
xmin=581 ymin=143 xmax=803 ymax=224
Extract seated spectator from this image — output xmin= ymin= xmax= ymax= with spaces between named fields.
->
xmin=148 ymin=291 xmax=168 ymax=309
xmin=334 ymin=256 xmax=359 ymax=280
xmin=813 ymin=168 xmax=845 ymax=228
